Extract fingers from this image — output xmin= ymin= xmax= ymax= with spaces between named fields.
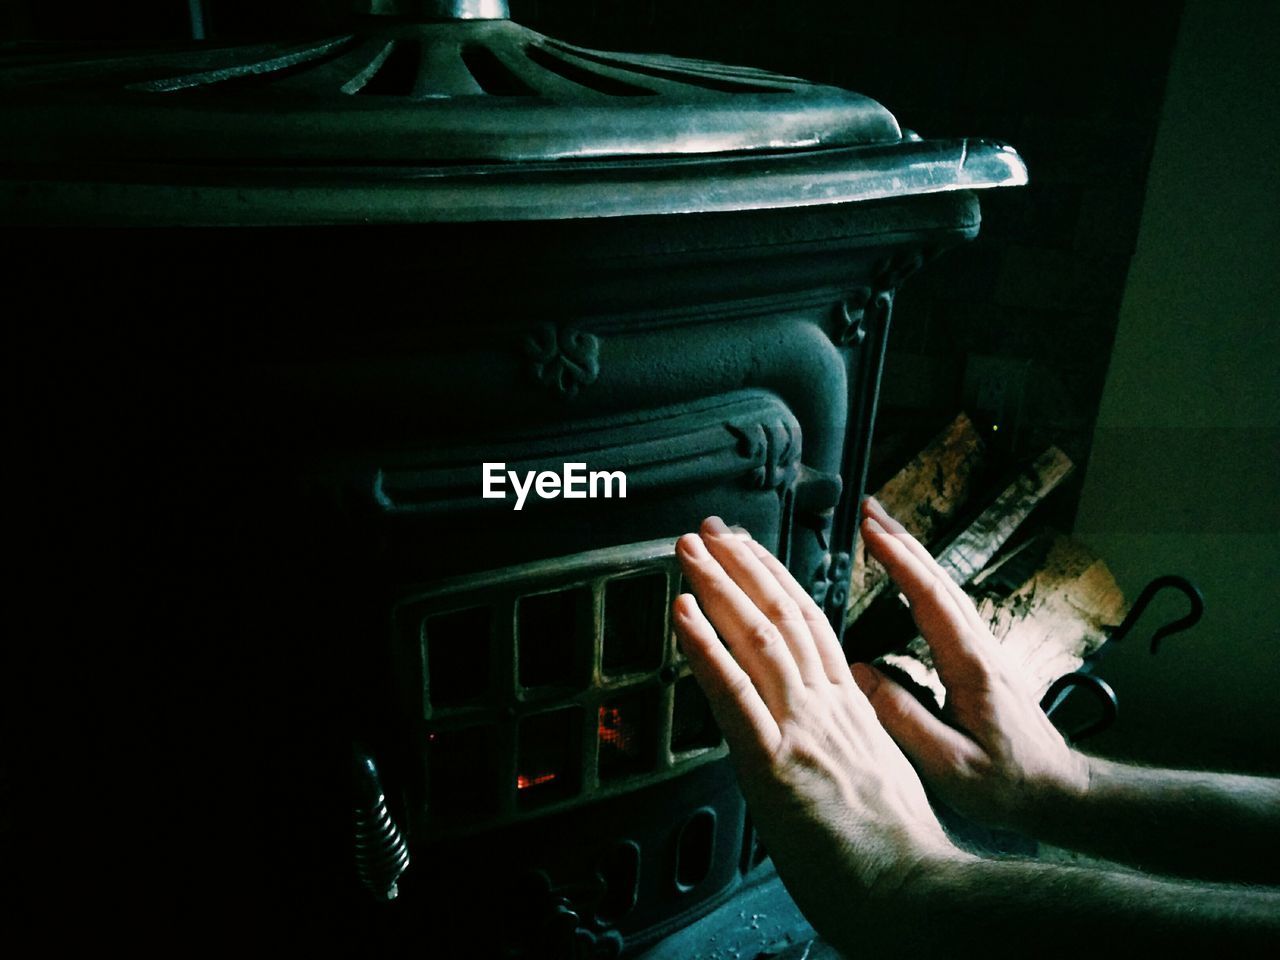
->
xmin=699 ymin=516 xmax=837 ymax=687
xmin=734 ymin=531 xmax=853 ymax=685
xmin=852 ymin=663 xmax=981 ymax=785
xmin=859 ymin=513 xmax=987 ymax=685
xmin=673 ymin=593 xmax=781 ymax=764
xmin=676 ymin=531 xmax=805 ymax=716
xmin=862 ymin=498 xmax=989 ymax=637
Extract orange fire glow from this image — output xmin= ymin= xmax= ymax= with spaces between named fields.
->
xmin=599 ymin=705 xmax=626 ymax=748
xmin=516 ymin=772 xmax=558 ymax=790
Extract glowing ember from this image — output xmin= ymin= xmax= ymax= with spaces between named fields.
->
xmin=516 ymin=772 xmax=558 ymax=791
xmin=598 ymin=696 xmax=655 ymax=780
xmin=598 ymin=705 xmax=629 ymax=749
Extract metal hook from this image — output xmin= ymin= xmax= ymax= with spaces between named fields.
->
xmin=1108 ymin=574 xmax=1204 ymax=655
xmin=1040 ymin=672 xmax=1118 ymax=743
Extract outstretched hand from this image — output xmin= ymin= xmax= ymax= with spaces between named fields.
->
xmin=675 ymin=507 xmax=1280 ymax=950
xmin=853 ymin=498 xmax=1089 ymax=833
xmin=671 ymin=516 xmax=964 ymax=938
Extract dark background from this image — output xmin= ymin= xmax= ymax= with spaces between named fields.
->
xmin=3 ymin=0 xmax=1275 ymax=780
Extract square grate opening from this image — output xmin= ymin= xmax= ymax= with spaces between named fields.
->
xmin=597 ymin=688 xmax=660 ymax=781
xmin=517 ymin=587 xmax=592 ymax=690
xmin=602 ymin=572 xmax=666 ymax=677
xmin=397 ymin=538 xmax=735 ymax=832
xmin=671 ymin=674 xmax=722 ymax=753
xmin=517 ymin=706 xmax=582 ymax=808
xmin=425 ymin=606 xmax=491 ymax=708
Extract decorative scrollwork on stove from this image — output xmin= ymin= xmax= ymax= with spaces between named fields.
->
xmin=809 ymin=550 xmax=851 ymax=612
xmin=874 ymin=249 xmax=927 ymax=290
xmin=821 ymin=248 xmax=942 ymax=636
xmin=726 ymin=416 xmax=800 ymax=492
xmin=835 ymin=287 xmax=896 ymax=347
xmin=832 ymin=248 xmax=937 ymax=346
xmin=834 ymin=287 xmax=872 ymax=346
xmin=525 ymin=322 xmax=600 ymax=398
xmin=374 ymin=390 xmax=802 ymax=516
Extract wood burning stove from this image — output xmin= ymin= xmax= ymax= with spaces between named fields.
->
xmin=3 ymin=1 xmax=1025 ymax=954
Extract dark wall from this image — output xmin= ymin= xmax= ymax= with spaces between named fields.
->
xmin=1074 ymin=0 xmax=1280 ymax=775
xmin=0 ymin=0 xmax=191 ymax=45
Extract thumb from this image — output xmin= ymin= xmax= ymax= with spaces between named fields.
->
xmin=852 ymin=663 xmax=979 ymax=785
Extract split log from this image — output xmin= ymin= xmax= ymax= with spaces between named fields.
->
xmin=846 ymin=413 xmax=987 ymax=624
xmin=933 ymin=446 xmax=1074 ymax=587
xmin=881 ymin=531 xmax=1127 ymax=707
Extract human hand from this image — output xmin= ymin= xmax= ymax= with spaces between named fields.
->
xmin=853 ymin=498 xmax=1091 ymax=834
xmin=672 ymin=517 xmax=965 ymax=938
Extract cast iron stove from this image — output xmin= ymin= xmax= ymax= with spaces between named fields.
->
xmin=1 ymin=1 xmax=1025 ymax=955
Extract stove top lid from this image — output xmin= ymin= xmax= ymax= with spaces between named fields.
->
xmin=0 ymin=0 xmax=1028 ymax=223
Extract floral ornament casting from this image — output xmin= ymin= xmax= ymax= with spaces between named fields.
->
xmin=525 ymin=322 xmax=601 ymax=398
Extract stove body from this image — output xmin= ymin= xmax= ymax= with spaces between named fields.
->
xmin=3 ymin=3 xmax=1024 ymax=953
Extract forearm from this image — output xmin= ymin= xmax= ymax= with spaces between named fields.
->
xmin=1025 ymin=756 xmax=1280 ymax=883
xmin=831 ymin=852 xmax=1280 ymax=958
